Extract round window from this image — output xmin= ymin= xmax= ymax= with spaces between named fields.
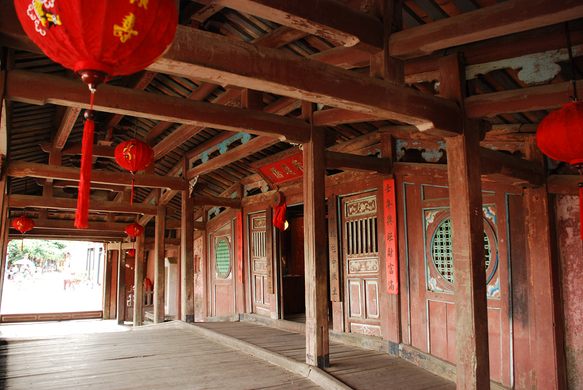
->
xmin=430 ymin=217 xmax=495 ymax=285
xmin=215 ymin=238 xmax=231 ymax=278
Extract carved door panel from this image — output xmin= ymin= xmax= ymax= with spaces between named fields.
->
xmin=210 ymin=222 xmax=235 ymax=317
xmin=249 ymin=213 xmax=270 ymax=316
xmin=341 ymin=192 xmax=382 ymax=337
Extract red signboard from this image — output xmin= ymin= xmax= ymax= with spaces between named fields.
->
xmin=257 ymin=151 xmax=303 ymax=185
xmin=383 ymin=178 xmax=399 ymax=294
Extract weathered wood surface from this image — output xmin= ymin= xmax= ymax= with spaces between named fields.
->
xmin=200 ymin=321 xmax=455 ymax=390
xmin=0 ymin=322 xmax=320 ymax=389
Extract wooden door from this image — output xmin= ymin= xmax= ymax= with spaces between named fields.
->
xmin=249 ymin=213 xmax=270 ymax=316
xmin=210 ymin=222 xmax=235 ymax=317
xmin=341 ymin=192 xmax=382 ymax=337
xmin=403 ymin=182 xmax=512 ymax=386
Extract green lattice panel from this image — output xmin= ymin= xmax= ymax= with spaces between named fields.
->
xmin=215 ymin=238 xmax=231 ymax=278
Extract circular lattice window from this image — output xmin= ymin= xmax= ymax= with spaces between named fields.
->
xmin=215 ymin=237 xmax=231 ymax=279
xmin=430 ymin=217 xmax=494 ymax=284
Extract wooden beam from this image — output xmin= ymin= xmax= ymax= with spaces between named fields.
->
xmin=24 ymin=218 xmax=130 ymax=232
xmin=6 ymin=70 xmax=312 ymax=143
xmin=440 ymin=54 xmax=490 ymax=389
xmin=192 ymin=194 xmax=241 ymax=209
xmin=217 ymin=0 xmax=384 ymax=51
xmin=51 ymin=179 xmax=127 ymax=193
xmin=479 ymin=147 xmax=545 ymax=186
xmin=302 ymin=102 xmax=329 ymax=368
xmin=325 ymin=151 xmax=391 ymax=174
xmin=547 ymin=175 xmax=582 ymax=195
xmin=61 ymin=143 xmax=116 ymax=159
xmin=154 ymin=203 xmax=166 ymax=324
xmin=389 ymin=0 xmax=583 ymax=59
xmin=187 ymin=136 xmax=278 ymax=179
xmin=133 ymin=231 xmax=145 ymax=327
xmin=181 ymin=190 xmax=195 ymax=322
xmin=313 ymin=108 xmax=379 ymax=126
xmin=465 ymin=80 xmax=583 ymax=118
xmin=8 ymin=194 xmax=157 ymax=215
xmin=10 ymin=229 xmax=125 ymax=240
xmin=53 ymin=108 xmax=81 ymax=150
xmin=6 ymin=161 xmax=187 ymax=191
xmin=149 ymin=27 xmax=461 ymax=135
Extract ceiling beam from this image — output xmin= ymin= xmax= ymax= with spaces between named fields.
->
xmin=187 ymin=136 xmax=278 ymax=179
xmin=60 ymin=143 xmax=116 ymax=158
xmin=192 ymin=194 xmax=241 ymax=209
xmin=6 ymin=161 xmax=187 ymax=191
xmin=8 ymin=194 xmax=158 ymax=215
xmin=52 ymin=108 xmax=80 ymax=150
xmin=6 ymin=70 xmax=312 ymax=143
xmin=479 ymin=147 xmax=545 ymax=187
xmin=216 ymin=0 xmax=383 ymax=51
xmin=24 ymin=218 xmax=129 ymax=232
xmin=325 ymin=151 xmax=391 ymax=174
xmin=149 ymin=27 xmax=461 ymax=136
xmin=465 ymin=80 xmax=583 ymax=118
xmin=9 ymin=230 xmax=125 ymax=241
xmin=389 ymin=0 xmax=583 ymax=60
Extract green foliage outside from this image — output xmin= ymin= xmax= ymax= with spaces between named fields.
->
xmin=7 ymin=240 xmax=68 ymax=266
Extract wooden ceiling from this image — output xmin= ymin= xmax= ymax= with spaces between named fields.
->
xmin=0 ymin=0 xmax=582 ymax=239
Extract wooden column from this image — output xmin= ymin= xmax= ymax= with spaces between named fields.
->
xmin=102 ymin=249 xmax=112 ymax=319
xmin=523 ymin=140 xmax=567 ymax=389
xmin=133 ymin=231 xmax=145 ymax=326
xmin=302 ymin=102 xmax=329 ymax=368
xmin=154 ymin=203 xmax=166 ymax=323
xmin=181 ymin=188 xmax=195 ymax=322
xmin=440 ymin=54 xmax=490 ymax=389
xmin=116 ymin=242 xmax=126 ymax=325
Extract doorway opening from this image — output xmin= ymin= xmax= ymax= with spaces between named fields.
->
xmin=1 ymin=239 xmax=104 ymax=321
xmin=280 ymin=204 xmax=305 ymax=322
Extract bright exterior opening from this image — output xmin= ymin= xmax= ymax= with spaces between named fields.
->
xmin=1 ymin=239 xmax=104 ymax=315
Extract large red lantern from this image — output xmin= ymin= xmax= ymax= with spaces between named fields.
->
xmin=115 ymin=139 xmax=154 ymax=205
xmin=536 ymin=101 xmax=583 ymax=240
xmin=14 ymin=0 xmax=178 ymax=229
xmin=11 ymin=216 xmax=35 ymax=234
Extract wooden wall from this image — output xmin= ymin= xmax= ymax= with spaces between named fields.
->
xmin=555 ymin=195 xmax=583 ymax=389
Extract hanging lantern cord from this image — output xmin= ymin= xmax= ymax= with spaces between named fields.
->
xmin=566 ymin=22 xmax=579 ymax=102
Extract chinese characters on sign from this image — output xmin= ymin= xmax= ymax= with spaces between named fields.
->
xmin=383 ymin=178 xmax=399 ymax=294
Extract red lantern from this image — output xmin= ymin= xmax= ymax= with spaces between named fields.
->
xmin=536 ymin=101 xmax=583 ymax=239
xmin=126 ymin=249 xmax=136 ymax=257
xmin=11 ymin=216 xmax=35 ymax=234
xmin=14 ymin=0 xmax=178 ymax=229
xmin=115 ymin=139 xmax=154 ymax=205
xmin=125 ymin=223 xmax=144 ymax=238
xmin=272 ymin=192 xmax=287 ymax=231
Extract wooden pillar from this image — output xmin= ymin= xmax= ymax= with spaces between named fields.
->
xmin=154 ymin=203 xmax=166 ymax=323
xmin=102 ymin=249 xmax=112 ymax=319
xmin=116 ymin=242 xmax=126 ymax=325
xmin=302 ymin=102 xmax=329 ymax=368
xmin=133 ymin=231 xmax=145 ymax=326
xmin=440 ymin=54 xmax=490 ymax=389
xmin=523 ymin=140 xmax=567 ymax=389
xmin=181 ymin=189 xmax=195 ymax=322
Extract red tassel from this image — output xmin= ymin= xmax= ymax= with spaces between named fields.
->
xmin=273 ymin=201 xmax=287 ymax=231
xmin=579 ymin=185 xmax=583 ymax=241
xmin=75 ymin=109 xmax=95 ymax=229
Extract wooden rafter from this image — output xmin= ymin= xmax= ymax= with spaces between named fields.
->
xmin=52 ymin=107 xmax=80 ymax=150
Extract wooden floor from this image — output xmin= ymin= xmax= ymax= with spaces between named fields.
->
xmin=200 ymin=321 xmax=455 ymax=390
xmin=0 ymin=321 xmax=320 ymax=389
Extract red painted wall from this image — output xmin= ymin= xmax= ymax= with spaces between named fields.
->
xmin=556 ymin=195 xmax=583 ymax=389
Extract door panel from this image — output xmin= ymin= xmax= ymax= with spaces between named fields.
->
xmin=249 ymin=213 xmax=270 ymax=315
xmin=210 ymin=223 xmax=235 ymax=317
xmin=341 ymin=192 xmax=382 ymax=337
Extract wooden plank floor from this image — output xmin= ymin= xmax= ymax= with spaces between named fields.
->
xmin=199 ymin=322 xmax=455 ymax=390
xmin=0 ymin=321 xmax=320 ymax=389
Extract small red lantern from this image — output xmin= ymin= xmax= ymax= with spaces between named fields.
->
xmin=11 ymin=216 xmax=35 ymax=234
xmin=272 ymin=192 xmax=287 ymax=231
xmin=126 ymin=249 xmax=136 ymax=257
xmin=14 ymin=0 xmax=178 ymax=229
xmin=115 ymin=139 xmax=154 ymax=205
xmin=125 ymin=223 xmax=144 ymax=238
xmin=536 ymin=101 xmax=583 ymax=239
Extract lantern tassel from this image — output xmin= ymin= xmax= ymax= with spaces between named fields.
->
xmin=75 ymin=92 xmax=96 ymax=229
